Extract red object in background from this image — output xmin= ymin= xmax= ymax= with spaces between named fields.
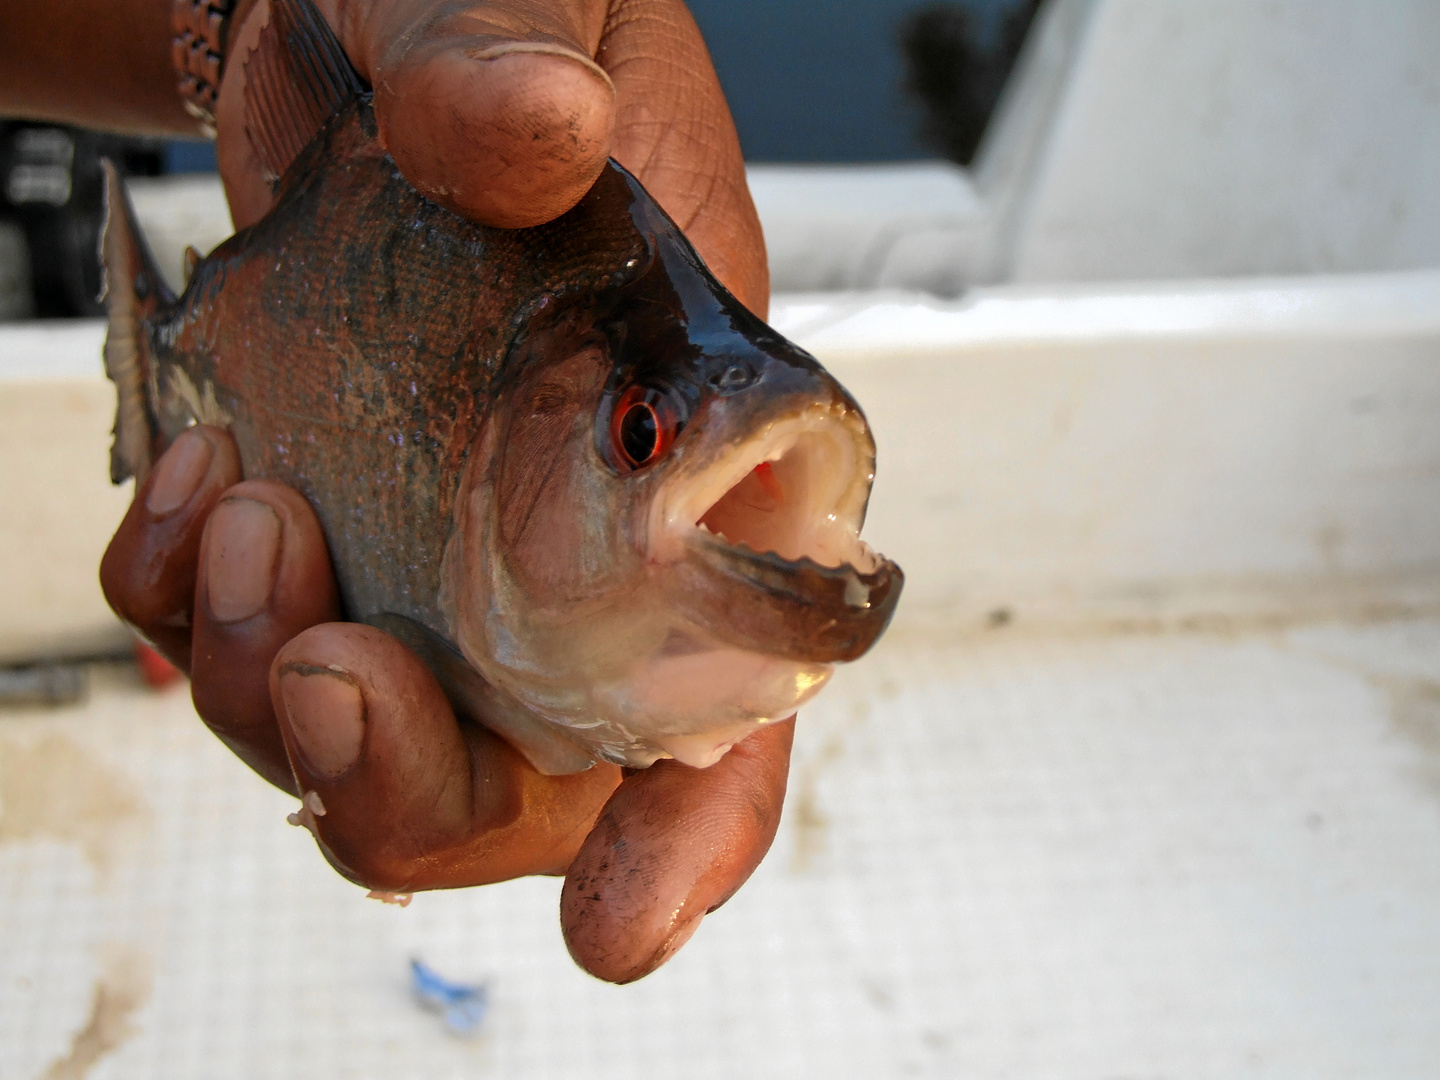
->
xmin=134 ymin=640 xmax=183 ymax=688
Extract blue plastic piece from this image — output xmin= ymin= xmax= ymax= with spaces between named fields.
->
xmin=410 ymin=958 xmax=489 ymax=1037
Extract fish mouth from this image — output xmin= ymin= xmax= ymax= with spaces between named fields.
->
xmin=654 ymin=401 xmax=903 ymax=663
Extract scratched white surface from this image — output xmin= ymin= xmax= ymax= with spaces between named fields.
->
xmin=3 ymin=618 xmax=1440 ymax=1079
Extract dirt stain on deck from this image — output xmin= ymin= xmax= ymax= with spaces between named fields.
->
xmin=1378 ymin=675 xmax=1440 ymax=799
xmin=790 ymin=700 xmax=872 ymax=873
xmin=40 ymin=944 xmax=153 ymax=1080
xmin=790 ymin=734 xmax=847 ymax=873
xmin=0 ymin=733 xmax=147 ymax=881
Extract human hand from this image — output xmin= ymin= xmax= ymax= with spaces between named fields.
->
xmin=215 ymin=0 xmax=768 ymax=313
xmin=101 ymin=0 xmax=790 ymax=984
xmin=101 ymin=426 xmax=793 ymax=982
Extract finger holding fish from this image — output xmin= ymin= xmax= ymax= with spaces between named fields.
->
xmin=271 ymin=622 xmax=627 ymax=889
xmin=217 ymin=0 xmax=618 ymax=231
xmin=268 ymin=623 xmax=792 ymax=983
xmin=351 ymin=0 xmax=618 ymax=230
xmin=190 ymin=481 xmax=342 ymax=794
xmin=100 ymin=425 xmax=243 ymax=671
xmin=562 ymin=718 xmax=793 ymax=983
xmin=100 ymin=433 xmax=341 ymax=794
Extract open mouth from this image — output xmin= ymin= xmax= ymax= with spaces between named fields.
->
xmin=658 ymin=402 xmax=884 ymax=575
xmin=653 ymin=402 xmax=902 ymax=664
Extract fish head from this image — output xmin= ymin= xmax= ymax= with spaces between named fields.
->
xmin=442 ymin=165 xmax=902 ymax=769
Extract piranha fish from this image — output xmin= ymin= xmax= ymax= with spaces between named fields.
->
xmin=100 ymin=0 xmax=902 ymax=774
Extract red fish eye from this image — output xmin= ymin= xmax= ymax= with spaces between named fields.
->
xmin=610 ymin=386 xmax=676 ymax=469
xmin=619 ymin=400 xmax=659 ymax=464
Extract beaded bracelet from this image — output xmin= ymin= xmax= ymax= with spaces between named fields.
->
xmin=170 ymin=0 xmax=239 ymax=135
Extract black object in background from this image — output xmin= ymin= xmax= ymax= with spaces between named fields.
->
xmin=0 ymin=123 xmax=165 ymax=319
xmin=686 ymin=0 xmax=1036 ymax=164
xmin=0 ymin=662 xmax=87 ymax=708
xmin=900 ymin=1 xmax=1040 ymax=165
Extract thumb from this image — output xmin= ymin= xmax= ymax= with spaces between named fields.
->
xmin=218 ymin=0 xmax=616 ymax=229
xmin=358 ymin=2 xmax=616 ymax=227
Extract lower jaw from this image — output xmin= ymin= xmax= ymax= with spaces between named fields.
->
xmin=659 ymin=537 xmax=898 ymax=667
xmin=509 ymin=638 xmax=834 ymax=769
xmin=592 ymin=642 xmax=832 ymax=767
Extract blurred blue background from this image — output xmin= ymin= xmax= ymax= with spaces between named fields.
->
xmin=165 ymin=140 xmax=219 ymax=173
xmin=162 ymin=0 xmax=1035 ymax=171
xmin=689 ymin=0 xmax=1031 ymax=161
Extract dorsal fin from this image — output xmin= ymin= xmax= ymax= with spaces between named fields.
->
xmin=244 ymin=0 xmax=367 ymax=186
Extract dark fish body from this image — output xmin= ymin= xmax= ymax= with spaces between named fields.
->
xmin=145 ymin=103 xmax=647 ymax=640
xmin=102 ymin=0 xmax=901 ymax=772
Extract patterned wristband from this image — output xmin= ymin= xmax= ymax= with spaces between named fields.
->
xmin=171 ymin=0 xmax=239 ymax=136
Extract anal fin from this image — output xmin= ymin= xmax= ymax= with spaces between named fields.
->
xmin=244 ymin=0 xmax=368 ymax=187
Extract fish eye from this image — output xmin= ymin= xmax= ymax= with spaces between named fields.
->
xmin=620 ymin=399 xmax=659 ymax=464
xmin=608 ymin=385 xmax=679 ymax=470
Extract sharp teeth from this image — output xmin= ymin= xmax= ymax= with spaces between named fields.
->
xmin=698 ymin=522 xmax=712 ymax=534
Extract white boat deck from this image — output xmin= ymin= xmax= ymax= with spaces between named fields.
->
xmin=3 ymin=615 xmax=1440 ymax=1078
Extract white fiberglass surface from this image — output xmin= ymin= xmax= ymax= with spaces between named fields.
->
xmin=768 ymin=269 xmax=1440 ymax=352
xmin=4 ymin=617 xmax=1440 ymax=1078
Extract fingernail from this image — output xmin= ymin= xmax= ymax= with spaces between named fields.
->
xmin=145 ymin=429 xmax=214 ymax=516
xmin=279 ymin=665 xmax=366 ymax=780
xmin=205 ymin=497 xmax=281 ymax=623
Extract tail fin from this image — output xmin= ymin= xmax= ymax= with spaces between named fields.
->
xmin=99 ymin=159 xmax=172 ymax=485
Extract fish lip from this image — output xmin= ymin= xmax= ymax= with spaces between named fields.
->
xmin=668 ymin=528 xmax=904 ymax=664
